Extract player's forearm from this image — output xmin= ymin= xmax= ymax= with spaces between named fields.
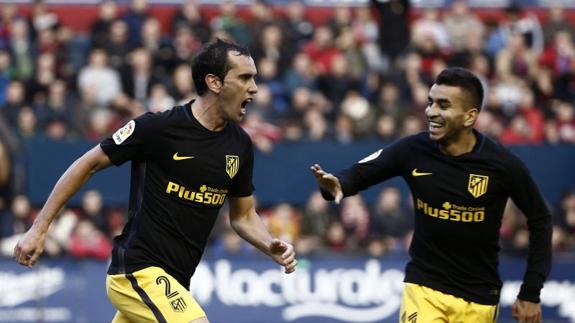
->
xmin=519 ymin=216 xmax=552 ymax=302
xmin=230 ymin=212 xmax=273 ymax=256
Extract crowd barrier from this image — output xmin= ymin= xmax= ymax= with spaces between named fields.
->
xmin=0 ymin=256 xmax=574 ymax=322
xmin=25 ymin=139 xmax=575 ymax=207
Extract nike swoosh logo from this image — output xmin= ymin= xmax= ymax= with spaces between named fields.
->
xmin=173 ymin=152 xmax=194 ymax=161
xmin=412 ymin=168 xmax=432 ymax=177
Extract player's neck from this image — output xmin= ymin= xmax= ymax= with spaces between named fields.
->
xmin=439 ymin=129 xmax=477 ymax=157
xmin=191 ymin=97 xmax=227 ymax=132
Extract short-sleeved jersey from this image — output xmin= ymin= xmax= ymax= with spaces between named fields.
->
xmin=332 ymin=131 xmax=552 ymax=305
xmin=100 ymin=101 xmax=254 ymax=288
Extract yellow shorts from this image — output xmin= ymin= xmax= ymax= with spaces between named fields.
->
xmin=400 ymin=283 xmax=498 ymax=323
xmin=106 ymin=266 xmax=206 ymax=323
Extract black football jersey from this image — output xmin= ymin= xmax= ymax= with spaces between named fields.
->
xmin=330 ymin=131 xmax=552 ymax=305
xmin=100 ymin=101 xmax=254 ymax=288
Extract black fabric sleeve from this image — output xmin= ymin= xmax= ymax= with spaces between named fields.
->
xmin=329 ymin=138 xmax=408 ymax=199
xmin=228 ymin=135 xmax=255 ymax=197
xmin=100 ymin=112 xmax=158 ymax=166
xmin=507 ymin=155 xmax=552 ymax=303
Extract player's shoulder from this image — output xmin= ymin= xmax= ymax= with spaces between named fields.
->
xmin=390 ymin=132 xmax=431 ymax=150
xmin=476 ymin=131 xmax=525 ymax=166
xmin=133 ymin=104 xmax=187 ymax=127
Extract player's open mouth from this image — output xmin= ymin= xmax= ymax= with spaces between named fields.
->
xmin=428 ymin=120 xmax=444 ymax=135
xmin=241 ymin=98 xmax=253 ymax=115
xmin=429 ymin=121 xmax=444 ymax=129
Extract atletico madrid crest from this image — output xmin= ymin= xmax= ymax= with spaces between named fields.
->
xmin=226 ymin=155 xmax=239 ymax=179
xmin=170 ymin=297 xmax=187 ymax=312
xmin=468 ymin=174 xmax=489 ymax=198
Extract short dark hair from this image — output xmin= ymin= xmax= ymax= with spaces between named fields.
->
xmin=435 ymin=67 xmax=484 ymax=111
xmin=191 ymin=38 xmax=251 ymax=96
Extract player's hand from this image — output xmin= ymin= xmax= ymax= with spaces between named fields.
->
xmin=268 ymin=239 xmax=297 ymax=274
xmin=13 ymin=226 xmax=47 ymax=268
xmin=310 ymin=164 xmax=343 ymax=204
xmin=512 ymin=299 xmax=542 ymax=323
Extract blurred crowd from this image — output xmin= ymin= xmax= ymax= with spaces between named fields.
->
xmin=0 ymin=0 xmax=574 ymax=260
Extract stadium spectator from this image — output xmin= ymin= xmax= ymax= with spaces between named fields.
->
xmin=351 ymin=6 xmax=387 ymax=74
xmin=374 ymin=114 xmax=399 ymax=141
xmin=119 ymin=47 xmax=161 ymax=104
xmin=172 ymin=0 xmax=211 ymax=44
xmin=211 ymin=0 xmax=251 ymax=46
xmin=8 ymin=18 xmax=35 ymax=81
xmin=147 ymin=83 xmax=175 ymax=112
xmin=0 ymin=195 xmax=34 ymax=256
xmin=370 ymin=186 xmax=412 ymax=250
xmin=84 ymin=108 xmax=116 ymax=142
xmin=495 ymin=31 xmax=539 ymax=82
xmin=77 ymin=48 xmax=122 ymax=107
xmin=26 ymin=52 xmax=58 ymax=106
xmin=265 ymin=203 xmax=301 ymax=244
xmin=324 ymin=220 xmax=346 ymax=253
xmin=282 ymin=52 xmax=317 ymax=99
xmin=339 ymin=89 xmax=374 ymax=138
xmin=15 ymin=106 xmax=37 ymax=140
xmin=370 ymin=0 xmax=410 ymax=61
xmin=0 ymin=4 xmax=18 ymax=50
xmin=241 ymin=109 xmax=283 ymax=154
xmin=539 ymin=30 xmax=575 ymax=78
xmin=247 ymin=0 xmax=275 ymax=50
xmin=90 ymin=0 xmax=118 ymax=49
xmin=76 ymin=189 xmax=109 ymax=236
xmin=252 ymin=23 xmax=292 ymax=76
xmin=29 ymin=0 xmax=59 ymax=38
xmin=140 ymin=17 xmax=175 ymax=78
xmin=302 ymin=108 xmax=330 ymax=141
xmin=0 ymin=80 xmax=26 ymax=127
xmin=443 ymin=0 xmax=484 ymax=52
xmin=335 ymin=26 xmax=368 ymax=80
xmin=411 ymin=8 xmax=450 ymax=51
xmin=68 ymin=219 xmax=111 ymax=260
xmin=553 ymin=60 xmax=575 ymax=102
xmin=541 ymin=5 xmax=575 ymax=47
xmin=317 ymin=53 xmax=355 ymax=108
xmin=280 ymin=0 xmax=314 ymax=54
xmin=339 ymin=195 xmax=371 ymax=250
xmin=296 ymin=191 xmax=334 ymax=254
xmin=302 ymin=25 xmax=342 ymax=75
xmin=102 ymin=20 xmax=130 ymax=70
xmin=255 ymin=56 xmax=288 ymax=118
xmin=552 ymin=100 xmax=575 ymax=143
xmin=554 ymin=190 xmax=575 ymax=250
xmin=171 ymin=25 xmax=203 ymax=65
xmin=170 ymin=63 xmax=196 ymax=103
xmin=122 ymin=0 xmax=150 ymax=48
xmin=34 ymin=79 xmax=79 ymax=135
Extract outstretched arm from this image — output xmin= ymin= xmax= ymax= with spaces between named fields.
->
xmin=14 ymin=145 xmax=112 ymax=267
xmin=310 ymin=164 xmax=343 ymax=204
xmin=228 ymin=195 xmax=297 ymax=273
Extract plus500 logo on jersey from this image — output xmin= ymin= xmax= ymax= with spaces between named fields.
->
xmin=416 ymin=198 xmax=485 ymax=222
xmin=166 ymin=181 xmax=227 ymax=206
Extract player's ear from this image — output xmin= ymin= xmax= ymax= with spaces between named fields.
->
xmin=205 ymin=74 xmax=223 ymax=94
xmin=464 ymin=108 xmax=478 ymax=127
